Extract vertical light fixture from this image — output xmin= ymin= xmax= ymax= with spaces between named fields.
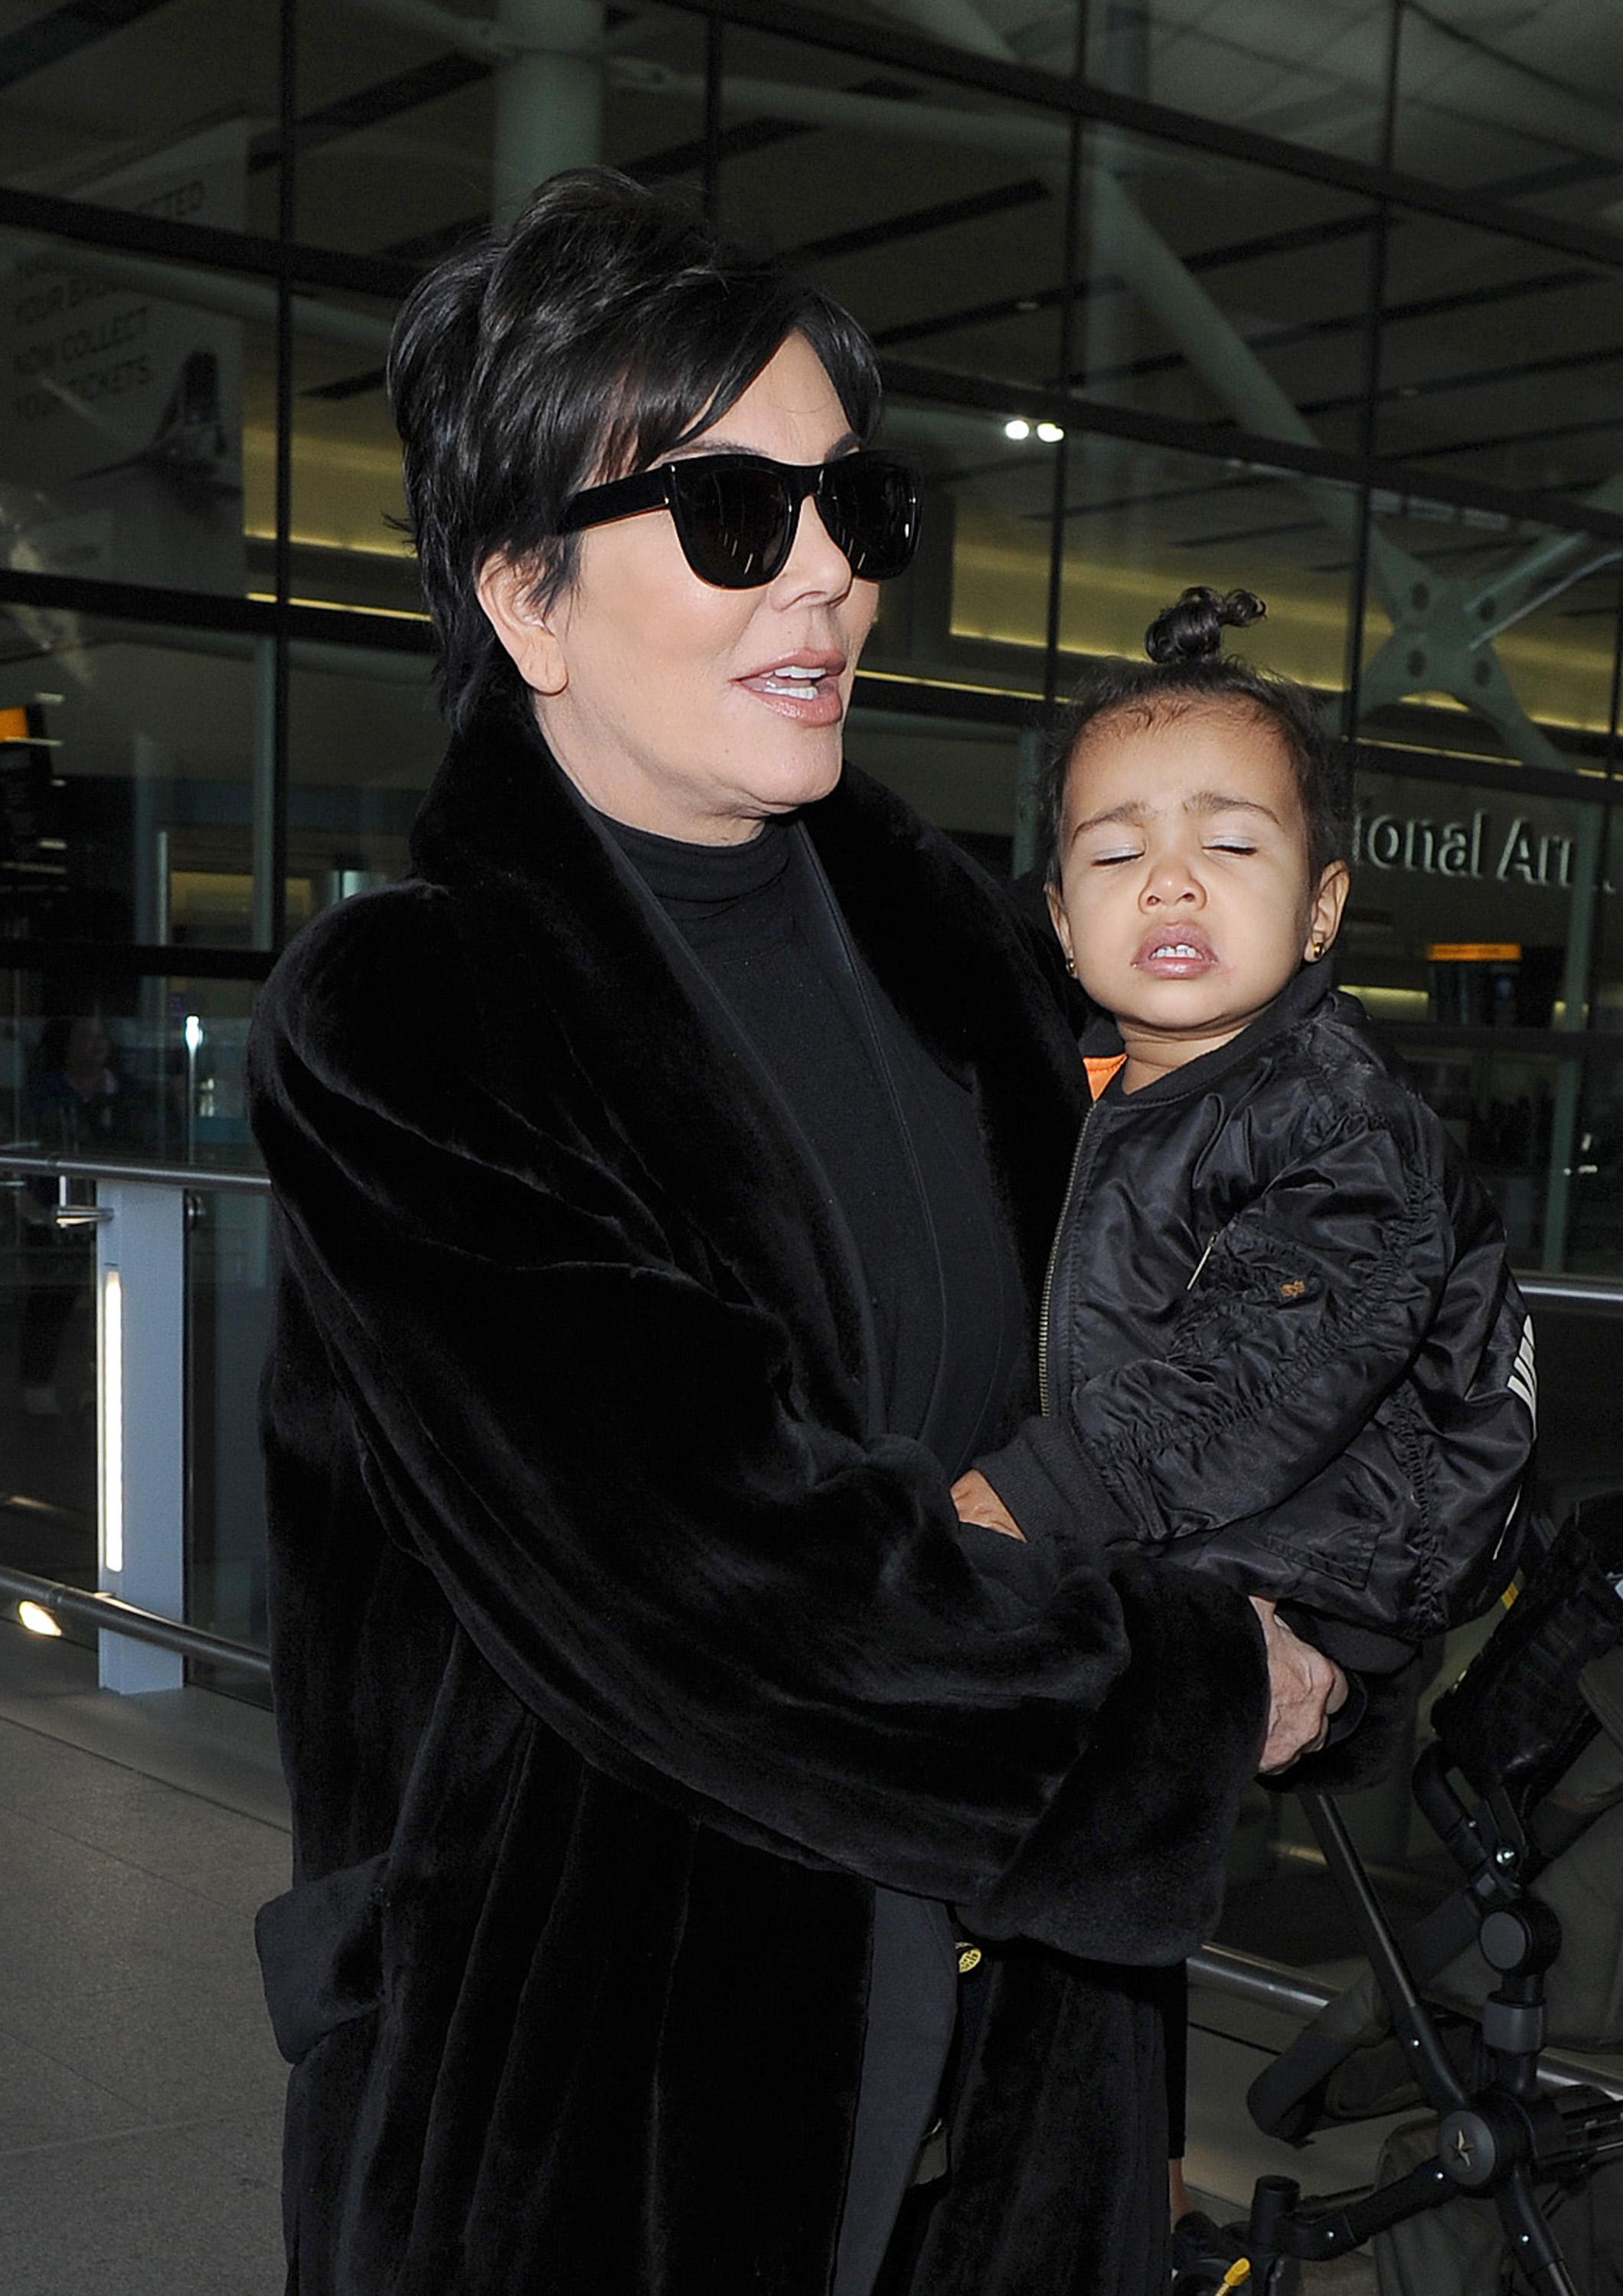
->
xmin=183 ymin=1013 xmax=202 ymax=1164
xmin=98 ymin=1265 xmax=124 ymax=1575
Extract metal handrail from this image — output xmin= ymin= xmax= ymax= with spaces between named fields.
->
xmin=0 ymin=1562 xmax=272 ymax=1683
xmin=0 ymin=1150 xmax=268 ymax=1193
xmin=1189 ymin=1945 xmax=1623 ymax=2102
xmin=0 ymin=1160 xmax=1618 ymax=1299
xmin=1518 ymin=1274 xmax=1623 ymax=1313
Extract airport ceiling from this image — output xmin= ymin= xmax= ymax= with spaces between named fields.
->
xmin=3 ymin=0 xmax=1623 ymax=676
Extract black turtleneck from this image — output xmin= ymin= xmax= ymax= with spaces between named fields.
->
xmin=602 ymin=807 xmax=1033 ymax=2296
xmin=603 ymin=811 xmax=1027 ymax=1476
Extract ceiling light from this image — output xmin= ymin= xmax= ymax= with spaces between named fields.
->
xmin=1037 ymin=422 xmax=1066 ymax=444
xmin=18 ymin=1601 xmax=62 ymax=1638
xmin=1004 ymin=419 xmax=1031 ymax=441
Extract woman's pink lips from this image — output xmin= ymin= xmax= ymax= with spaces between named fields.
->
xmin=1134 ymin=927 xmax=1216 ymax=977
xmin=735 ymin=664 xmax=846 ymax=725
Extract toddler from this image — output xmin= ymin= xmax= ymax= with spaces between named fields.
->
xmin=954 ymin=582 xmax=1537 ymax=2248
xmin=961 ymin=584 xmax=1534 ymax=1669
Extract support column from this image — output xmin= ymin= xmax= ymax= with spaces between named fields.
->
xmin=493 ymin=0 xmax=603 ymax=220
xmin=1011 ymin=727 xmax=1043 ymax=880
xmin=251 ymin=637 xmax=278 ymax=951
xmin=1541 ymin=800 xmax=1605 ymax=1274
xmin=96 ymin=1183 xmax=186 ymax=1694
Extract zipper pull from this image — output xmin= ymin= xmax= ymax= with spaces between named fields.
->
xmin=1186 ymin=1232 xmax=1220 ymax=1291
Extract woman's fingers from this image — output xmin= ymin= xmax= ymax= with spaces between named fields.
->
xmin=1249 ymin=1596 xmax=1347 ymax=1773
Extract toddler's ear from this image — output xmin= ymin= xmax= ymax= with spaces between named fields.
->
xmin=1046 ymin=882 xmax=1076 ymax=972
xmin=1304 ymin=859 xmax=1350 ymax=961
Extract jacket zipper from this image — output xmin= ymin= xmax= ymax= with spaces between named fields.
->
xmin=1037 ymin=1101 xmax=1105 ymax=1417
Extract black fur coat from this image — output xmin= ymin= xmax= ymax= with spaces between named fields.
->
xmin=247 ymin=704 xmax=1270 ymax=2295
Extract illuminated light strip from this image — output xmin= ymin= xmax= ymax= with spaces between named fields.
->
xmin=244 ymin=590 xmax=430 ymax=621
xmin=99 ymin=1267 xmax=123 ymax=1577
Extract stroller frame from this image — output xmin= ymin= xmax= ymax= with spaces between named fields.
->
xmin=1190 ymin=1492 xmax=1623 ymax=2296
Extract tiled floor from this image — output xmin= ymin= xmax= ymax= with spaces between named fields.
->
xmin=0 ymin=1623 xmax=289 ymax=2296
xmin=5 ymin=1618 xmax=1578 ymax=2296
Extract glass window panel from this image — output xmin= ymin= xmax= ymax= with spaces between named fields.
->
xmin=0 ymin=220 xmax=263 ymax=596
xmin=1085 ymin=0 xmax=1392 ymax=168
xmin=872 ymin=393 xmax=1053 ymax=704
xmin=846 ymin=699 xmax=1024 ymax=878
xmin=1344 ymin=765 xmax=1599 ymax=1015
xmin=188 ymin=1174 xmax=270 ymax=1701
xmin=1067 ymin=127 xmax=1379 ymax=453
xmin=0 ymin=3 xmax=273 ymax=210
xmin=286 ymin=281 xmax=418 ymax=615
xmin=0 ymin=1156 xmax=98 ymax=1587
xmin=1559 ymin=1042 xmax=1623 ymax=1281
xmin=0 ymin=966 xmax=267 ymax=1686
xmin=1371 ymin=211 xmax=1623 ymax=499
xmin=0 ymin=611 xmax=268 ymax=952
xmin=1594 ymin=795 xmax=1623 ymax=1031
xmin=717 ymin=27 xmax=1071 ymax=399
xmin=1355 ymin=503 xmax=1621 ymax=774
xmin=1055 ymin=434 xmax=1361 ymax=698
xmin=0 ymin=967 xmax=263 ymax=1173
xmin=1390 ymin=0 xmax=1623 ymax=221
xmin=292 ymin=1 xmax=707 ymax=257
xmin=288 ymin=641 xmax=443 ymax=926
xmin=1344 ymin=761 xmax=1615 ymax=1276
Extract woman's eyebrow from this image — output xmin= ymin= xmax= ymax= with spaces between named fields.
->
xmin=662 ymin=429 xmax=864 ymax=465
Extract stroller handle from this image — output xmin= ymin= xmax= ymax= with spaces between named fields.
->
xmin=1430 ymin=1489 xmax=1623 ymax=1826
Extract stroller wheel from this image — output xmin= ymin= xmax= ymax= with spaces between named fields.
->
xmin=1171 ymin=2210 xmax=1301 ymax=2294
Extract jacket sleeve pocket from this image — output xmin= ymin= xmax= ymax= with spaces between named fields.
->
xmin=255 ymin=1850 xmax=389 ymax=2064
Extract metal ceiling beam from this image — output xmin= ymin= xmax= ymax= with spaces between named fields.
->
xmin=0 ymin=0 xmax=175 ymax=94
xmin=340 ymin=0 xmax=513 ymax=66
xmin=1 ymin=231 xmax=394 ymax=356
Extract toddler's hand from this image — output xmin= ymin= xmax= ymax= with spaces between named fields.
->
xmin=951 ymin=1468 xmax=1025 ymax=1541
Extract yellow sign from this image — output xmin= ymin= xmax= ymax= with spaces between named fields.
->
xmin=1426 ymin=943 xmax=1521 ymax=963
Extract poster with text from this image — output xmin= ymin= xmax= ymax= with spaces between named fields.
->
xmin=2 ymin=119 xmax=248 ymax=595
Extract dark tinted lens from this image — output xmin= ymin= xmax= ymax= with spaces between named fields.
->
xmin=668 ymin=460 xmax=795 ymax=588
xmin=819 ymin=455 xmax=919 ymax=580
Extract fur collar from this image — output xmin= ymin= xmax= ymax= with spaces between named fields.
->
xmin=409 ymin=703 xmax=1086 ymax=1427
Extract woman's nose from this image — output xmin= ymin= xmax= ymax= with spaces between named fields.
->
xmin=771 ymin=496 xmax=856 ymax=603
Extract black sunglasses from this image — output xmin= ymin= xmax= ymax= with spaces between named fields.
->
xmin=557 ymin=449 xmax=920 ymax=589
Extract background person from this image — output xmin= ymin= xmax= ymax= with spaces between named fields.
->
xmin=247 ymin=172 xmax=1342 ymax=2296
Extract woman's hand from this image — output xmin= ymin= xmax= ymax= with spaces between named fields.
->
xmin=951 ymin=1468 xmax=1025 ymax=1541
xmin=1250 ymin=1597 xmax=1347 ymax=1773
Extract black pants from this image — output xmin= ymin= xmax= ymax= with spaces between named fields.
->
xmin=831 ymin=1892 xmax=959 ymax=2296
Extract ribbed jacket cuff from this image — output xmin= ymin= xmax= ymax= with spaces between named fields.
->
xmin=974 ymin=1414 xmax=1137 ymax=1556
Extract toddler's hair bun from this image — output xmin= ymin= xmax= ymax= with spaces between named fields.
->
xmin=1144 ymin=585 xmax=1265 ymax=665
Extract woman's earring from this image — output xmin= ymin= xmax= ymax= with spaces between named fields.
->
xmin=1309 ymin=938 xmax=1325 ymax=960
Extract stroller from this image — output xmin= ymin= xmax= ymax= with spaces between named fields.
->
xmin=1174 ymin=1489 xmax=1623 ymax=2295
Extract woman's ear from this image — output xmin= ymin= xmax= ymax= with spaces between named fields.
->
xmin=475 ymin=555 xmax=569 ymax=697
xmin=1304 ymin=859 xmax=1351 ymax=961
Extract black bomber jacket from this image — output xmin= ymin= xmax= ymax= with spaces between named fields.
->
xmin=980 ymin=960 xmax=1535 ymax=1675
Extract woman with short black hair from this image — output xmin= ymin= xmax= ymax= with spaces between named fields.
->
xmin=247 ymin=166 xmax=1338 ymax=2296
